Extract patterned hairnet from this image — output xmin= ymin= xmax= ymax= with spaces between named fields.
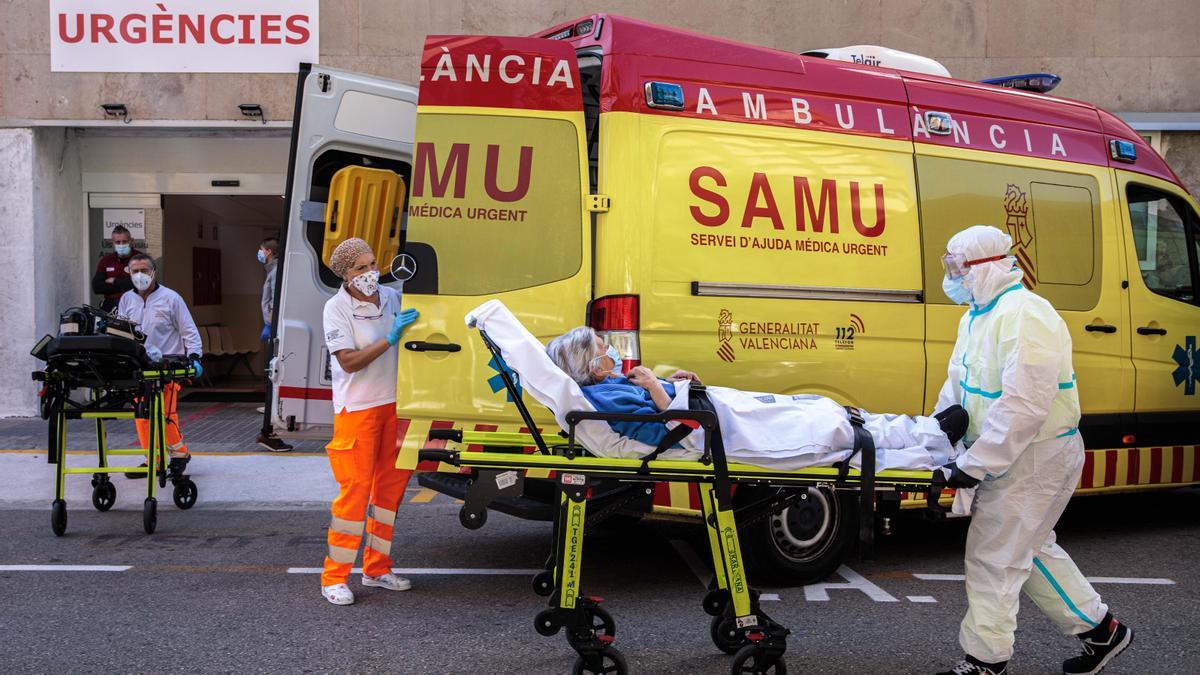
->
xmin=328 ymin=237 xmax=373 ymax=278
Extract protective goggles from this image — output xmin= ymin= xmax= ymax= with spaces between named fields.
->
xmin=941 ymin=251 xmax=1010 ymax=279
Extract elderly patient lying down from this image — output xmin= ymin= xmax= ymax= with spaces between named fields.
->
xmin=545 ymin=327 xmax=967 ymax=472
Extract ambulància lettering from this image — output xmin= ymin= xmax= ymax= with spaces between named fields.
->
xmin=425 ymin=47 xmax=575 ymax=89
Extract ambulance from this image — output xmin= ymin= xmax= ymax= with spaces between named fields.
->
xmin=272 ymin=15 xmax=1200 ymax=584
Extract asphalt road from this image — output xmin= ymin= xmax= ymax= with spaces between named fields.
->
xmin=0 ymin=488 xmax=1196 ymax=674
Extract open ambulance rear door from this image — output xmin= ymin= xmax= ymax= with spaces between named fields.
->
xmin=397 ymin=36 xmax=594 ymax=469
xmin=271 ymin=65 xmax=417 ymax=431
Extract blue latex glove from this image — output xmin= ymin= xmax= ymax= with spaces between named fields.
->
xmin=191 ymin=359 xmax=204 ymax=378
xmin=386 ymin=308 xmax=419 ymax=345
xmin=260 ymin=323 xmax=271 ymax=342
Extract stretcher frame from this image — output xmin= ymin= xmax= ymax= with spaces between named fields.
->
xmin=420 ymin=331 xmax=947 ymax=674
xmin=34 ymin=363 xmax=199 ymax=537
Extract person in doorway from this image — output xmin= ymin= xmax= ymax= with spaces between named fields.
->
xmin=254 ymin=237 xmax=292 ymax=452
xmin=116 ymin=254 xmax=203 ymax=477
xmin=91 ymin=225 xmax=141 ymax=313
xmin=934 ymin=226 xmax=1132 ymax=675
xmin=319 ymin=237 xmax=419 ymax=606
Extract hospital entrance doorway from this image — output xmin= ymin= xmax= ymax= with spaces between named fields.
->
xmin=159 ymin=194 xmax=283 ymax=401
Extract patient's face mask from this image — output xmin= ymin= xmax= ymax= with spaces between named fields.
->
xmin=592 ymin=344 xmax=623 ymax=378
xmin=351 ymin=270 xmax=380 ymax=296
xmin=131 ymin=271 xmax=153 ymax=292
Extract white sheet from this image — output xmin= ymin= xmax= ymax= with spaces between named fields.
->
xmin=466 ymin=300 xmax=955 ymax=472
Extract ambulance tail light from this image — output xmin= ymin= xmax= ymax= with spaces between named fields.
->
xmin=589 ymin=295 xmax=641 ymax=373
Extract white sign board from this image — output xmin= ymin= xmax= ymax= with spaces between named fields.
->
xmin=103 ymin=209 xmax=145 ymax=240
xmin=51 ymin=0 xmax=319 ymax=73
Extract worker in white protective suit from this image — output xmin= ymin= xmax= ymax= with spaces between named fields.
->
xmin=934 ymin=226 xmax=1132 ymax=675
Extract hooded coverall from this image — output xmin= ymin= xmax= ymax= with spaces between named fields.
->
xmin=320 ymin=284 xmax=412 ymax=586
xmin=936 ymin=226 xmax=1108 ymax=663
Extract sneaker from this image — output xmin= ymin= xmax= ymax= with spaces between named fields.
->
xmin=362 ymin=572 xmax=412 ymax=592
xmin=1063 ymin=615 xmax=1132 ymax=675
xmin=124 ymin=462 xmax=148 ymax=479
xmin=936 ymin=655 xmax=1008 ymax=675
xmin=321 ymin=583 xmax=355 ymax=605
xmin=256 ymin=433 xmax=293 ymax=453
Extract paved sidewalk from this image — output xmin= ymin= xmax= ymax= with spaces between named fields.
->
xmin=0 ymin=402 xmax=327 ymax=454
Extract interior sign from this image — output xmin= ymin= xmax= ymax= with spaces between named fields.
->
xmin=50 ymin=0 xmax=319 ymax=73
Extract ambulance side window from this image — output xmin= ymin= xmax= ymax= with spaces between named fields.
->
xmin=1127 ymin=184 xmax=1198 ymax=304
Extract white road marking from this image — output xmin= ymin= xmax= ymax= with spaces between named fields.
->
xmin=669 ymin=539 xmax=712 ymax=587
xmin=907 ymin=595 xmax=938 ymax=603
xmin=0 ymin=565 xmax=130 ymax=572
xmin=804 ymin=565 xmax=898 ymax=602
xmin=286 ymin=567 xmax=543 ymax=575
xmin=915 ymin=573 xmax=1175 ymax=585
xmin=759 ymin=593 xmax=781 ymax=601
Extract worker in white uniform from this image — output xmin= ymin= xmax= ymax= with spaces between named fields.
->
xmin=934 ymin=226 xmax=1132 ymax=675
xmin=116 ymin=254 xmax=203 ymax=473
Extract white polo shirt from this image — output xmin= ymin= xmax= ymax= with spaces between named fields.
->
xmin=322 ymin=284 xmax=402 ymax=414
xmin=117 ymin=284 xmax=202 ymax=357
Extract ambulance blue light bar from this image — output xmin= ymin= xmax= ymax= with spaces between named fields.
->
xmin=980 ymin=73 xmax=1062 ymax=93
xmin=645 ymin=81 xmax=685 ymax=110
xmin=1109 ymin=139 xmax=1138 ymax=163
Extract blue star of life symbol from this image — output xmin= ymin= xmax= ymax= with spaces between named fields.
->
xmin=1172 ymin=336 xmax=1199 ymax=396
xmin=487 ymin=354 xmax=522 ymax=402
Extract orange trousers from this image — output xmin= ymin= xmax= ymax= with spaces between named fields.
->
xmin=321 ymin=403 xmax=412 ymax=586
xmin=135 ymin=382 xmax=189 ymax=458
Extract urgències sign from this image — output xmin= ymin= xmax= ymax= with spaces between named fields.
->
xmin=50 ymin=0 xmax=319 ymax=73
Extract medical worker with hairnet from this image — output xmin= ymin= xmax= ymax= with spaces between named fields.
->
xmin=934 ymin=226 xmax=1131 ymax=675
xmin=318 ymin=237 xmax=419 ymax=606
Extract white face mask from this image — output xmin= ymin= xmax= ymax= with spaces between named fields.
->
xmin=351 ymin=269 xmax=380 ymax=296
xmin=131 ymin=271 xmax=153 ymax=292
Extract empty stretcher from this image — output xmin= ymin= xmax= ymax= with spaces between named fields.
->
xmin=419 ymin=304 xmax=947 ymax=675
xmin=32 ymin=325 xmax=199 ymax=536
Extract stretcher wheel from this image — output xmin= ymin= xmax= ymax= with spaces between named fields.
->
xmin=50 ymin=499 xmax=67 ymax=537
xmin=459 ymin=505 xmax=486 ymax=530
xmin=91 ymin=481 xmax=117 ymax=512
xmin=532 ymin=570 xmax=554 ymax=596
xmin=711 ymin=616 xmax=747 ymax=655
xmin=534 ymin=608 xmax=560 ymax=636
xmin=143 ymin=497 xmax=157 ymax=534
xmin=567 ymin=606 xmax=616 ymax=650
xmin=730 ymin=645 xmax=786 ymax=675
xmin=703 ymin=589 xmax=729 ymax=616
xmin=572 ymin=646 xmax=627 ymax=675
xmin=172 ymin=479 xmax=197 ymax=510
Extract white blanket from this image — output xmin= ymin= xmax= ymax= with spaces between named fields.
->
xmin=466 ymin=300 xmax=955 ymax=472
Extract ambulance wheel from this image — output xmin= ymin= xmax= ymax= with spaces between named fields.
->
xmin=50 ymin=499 xmax=67 ymax=536
xmin=459 ymin=505 xmax=486 ymax=530
xmin=532 ymin=570 xmax=554 ymax=596
xmin=737 ymin=486 xmax=856 ymax=586
xmin=143 ymin=497 xmax=157 ymax=534
xmin=567 ymin=606 xmax=616 ymax=649
xmin=711 ymin=616 xmax=747 ymax=655
xmin=534 ymin=608 xmax=560 ymax=636
xmin=172 ymin=479 xmax=197 ymax=510
xmin=730 ymin=645 xmax=786 ymax=675
xmin=91 ymin=481 xmax=117 ymax=511
xmin=572 ymin=646 xmax=627 ymax=675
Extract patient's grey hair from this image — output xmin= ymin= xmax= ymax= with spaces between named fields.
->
xmin=546 ymin=326 xmax=599 ymax=386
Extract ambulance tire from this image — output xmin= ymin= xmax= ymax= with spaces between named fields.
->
xmin=50 ymin=499 xmax=67 ymax=537
xmin=730 ymin=644 xmax=786 ymax=675
xmin=572 ymin=646 xmax=627 ymax=675
xmin=736 ymin=486 xmax=856 ymax=586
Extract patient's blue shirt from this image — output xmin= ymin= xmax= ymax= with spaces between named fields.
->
xmin=580 ymin=376 xmax=678 ymax=447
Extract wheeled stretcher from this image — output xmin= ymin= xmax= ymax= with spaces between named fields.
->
xmin=32 ymin=326 xmax=199 ymax=536
xmin=420 ymin=322 xmax=947 ymax=675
